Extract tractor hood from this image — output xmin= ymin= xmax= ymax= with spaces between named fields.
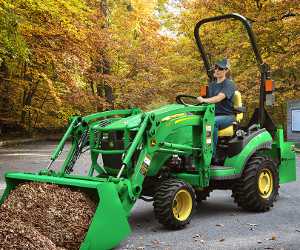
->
xmin=102 ymin=104 xmax=184 ymax=131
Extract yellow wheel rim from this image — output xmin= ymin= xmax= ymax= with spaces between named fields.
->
xmin=172 ymin=190 xmax=192 ymax=221
xmin=258 ymin=168 xmax=273 ymax=198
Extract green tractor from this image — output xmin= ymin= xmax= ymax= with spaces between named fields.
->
xmin=0 ymin=13 xmax=296 ymax=249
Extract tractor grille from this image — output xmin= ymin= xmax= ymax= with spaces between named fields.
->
xmin=99 ymin=119 xmax=115 ymax=127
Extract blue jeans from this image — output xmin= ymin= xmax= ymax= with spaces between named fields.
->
xmin=212 ymin=116 xmax=235 ymax=158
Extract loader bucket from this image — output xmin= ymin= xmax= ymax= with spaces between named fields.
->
xmin=0 ymin=172 xmax=131 ymax=250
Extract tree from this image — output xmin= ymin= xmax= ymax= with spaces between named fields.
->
xmin=0 ymin=0 xmax=108 ymax=135
xmin=163 ymin=0 xmax=300 ymax=131
xmin=106 ymin=0 xmax=173 ymax=110
xmin=0 ymin=0 xmax=298 ymax=137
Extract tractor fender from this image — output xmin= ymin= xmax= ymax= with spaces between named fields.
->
xmin=224 ymin=130 xmax=272 ymax=178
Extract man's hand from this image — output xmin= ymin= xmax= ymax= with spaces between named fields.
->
xmin=197 ymin=96 xmax=206 ymax=104
xmin=197 ymin=93 xmax=226 ymax=104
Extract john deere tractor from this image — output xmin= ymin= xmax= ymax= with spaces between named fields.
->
xmin=0 ymin=13 xmax=296 ymax=249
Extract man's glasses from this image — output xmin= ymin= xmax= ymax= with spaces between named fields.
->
xmin=215 ymin=66 xmax=226 ymax=71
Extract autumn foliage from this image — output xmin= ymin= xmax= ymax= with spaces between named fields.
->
xmin=0 ymin=0 xmax=299 ymax=137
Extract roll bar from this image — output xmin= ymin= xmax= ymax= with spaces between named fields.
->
xmin=194 ymin=13 xmax=272 ymax=130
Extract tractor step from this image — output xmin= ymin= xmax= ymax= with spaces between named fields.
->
xmin=210 ymin=166 xmax=237 ymax=180
xmin=210 ymin=166 xmax=234 ymax=171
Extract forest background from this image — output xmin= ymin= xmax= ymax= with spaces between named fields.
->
xmin=0 ymin=0 xmax=299 ymax=138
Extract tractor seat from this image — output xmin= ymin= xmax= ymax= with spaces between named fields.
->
xmin=218 ymin=91 xmax=246 ymax=137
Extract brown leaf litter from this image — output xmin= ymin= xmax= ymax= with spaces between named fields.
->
xmin=0 ymin=181 xmax=98 ymax=249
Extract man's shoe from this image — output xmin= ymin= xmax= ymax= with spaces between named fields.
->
xmin=210 ymin=158 xmax=215 ymax=167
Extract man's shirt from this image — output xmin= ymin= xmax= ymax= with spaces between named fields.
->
xmin=208 ymin=78 xmax=236 ymax=115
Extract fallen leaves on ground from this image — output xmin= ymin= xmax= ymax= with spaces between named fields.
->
xmin=193 ymin=233 xmax=204 ymax=242
xmin=247 ymin=223 xmax=258 ymax=231
xmin=149 ymin=227 xmax=157 ymax=232
xmin=193 ymin=233 xmax=203 ymax=238
xmin=265 ymin=236 xmax=276 ymax=241
xmin=246 ymin=223 xmax=258 ymax=227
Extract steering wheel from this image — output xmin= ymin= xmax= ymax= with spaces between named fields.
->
xmin=176 ymin=94 xmax=201 ymax=107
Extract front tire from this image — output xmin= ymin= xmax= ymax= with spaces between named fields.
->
xmin=232 ymin=154 xmax=279 ymax=212
xmin=153 ymin=179 xmax=196 ymax=229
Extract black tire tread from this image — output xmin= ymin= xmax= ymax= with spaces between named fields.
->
xmin=153 ymin=179 xmax=196 ymax=229
xmin=232 ymin=154 xmax=279 ymax=212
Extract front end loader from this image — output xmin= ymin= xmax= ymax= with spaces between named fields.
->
xmin=0 ymin=13 xmax=296 ymax=249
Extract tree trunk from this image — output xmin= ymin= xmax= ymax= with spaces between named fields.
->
xmin=97 ymin=82 xmax=104 ymax=112
xmin=20 ymin=62 xmax=39 ymax=136
xmin=103 ymin=58 xmax=114 ymax=109
xmin=98 ymin=0 xmax=114 ymax=111
xmin=0 ymin=58 xmax=10 ymax=116
xmin=32 ymin=89 xmax=50 ymax=134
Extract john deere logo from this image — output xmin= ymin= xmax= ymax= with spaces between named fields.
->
xmin=150 ymin=139 xmax=156 ymax=147
xmin=109 ymin=141 xmax=114 ymax=148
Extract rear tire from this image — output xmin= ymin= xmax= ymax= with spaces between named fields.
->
xmin=153 ymin=179 xmax=196 ymax=229
xmin=232 ymin=154 xmax=279 ymax=212
xmin=194 ymin=187 xmax=212 ymax=203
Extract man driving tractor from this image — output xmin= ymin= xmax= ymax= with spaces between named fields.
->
xmin=197 ymin=58 xmax=236 ymax=165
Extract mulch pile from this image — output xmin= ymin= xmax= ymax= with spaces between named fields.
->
xmin=0 ymin=181 xmax=98 ymax=249
xmin=0 ymin=206 xmax=60 ymax=250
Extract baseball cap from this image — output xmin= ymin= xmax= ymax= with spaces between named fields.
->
xmin=215 ymin=58 xmax=230 ymax=69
